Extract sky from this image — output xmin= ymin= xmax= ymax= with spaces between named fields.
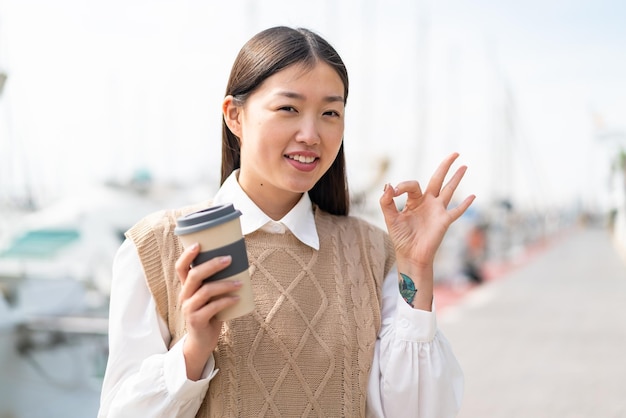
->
xmin=1 ymin=0 xmax=625 ymax=217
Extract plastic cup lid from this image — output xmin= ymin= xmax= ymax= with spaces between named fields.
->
xmin=174 ymin=203 xmax=242 ymax=235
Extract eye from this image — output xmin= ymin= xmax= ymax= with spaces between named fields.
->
xmin=278 ymin=106 xmax=297 ymax=113
xmin=323 ymin=109 xmax=342 ymax=118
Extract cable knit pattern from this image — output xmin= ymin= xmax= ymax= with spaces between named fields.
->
xmin=128 ymin=204 xmax=395 ymax=417
xmin=343 ymin=217 xmax=373 ymax=416
xmin=324 ymin=215 xmax=354 ymax=418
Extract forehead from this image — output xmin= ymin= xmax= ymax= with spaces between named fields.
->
xmin=258 ymin=62 xmax=345 ymax=98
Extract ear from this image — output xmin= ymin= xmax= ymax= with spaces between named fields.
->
xmin=222 ymin=95 xmax=242 ymax=138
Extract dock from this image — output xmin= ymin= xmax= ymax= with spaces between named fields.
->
xmin=439 ymin=225 xmax=626 ymax=417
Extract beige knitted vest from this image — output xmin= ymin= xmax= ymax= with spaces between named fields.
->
xmin=126 ymin=203 xmax=396 ymax=417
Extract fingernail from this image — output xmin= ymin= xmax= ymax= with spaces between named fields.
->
xmin=231 ymin=280 xmax=242 ymax=287
xmin=383 ymin=184 xmax=388 ymax=192
xmin=190 ymin=243 xmax=199 ymax=250
xmin=219 ymin=255 xmax=232 ymax=264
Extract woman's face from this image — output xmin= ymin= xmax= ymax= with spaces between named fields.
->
xmin=225 ymin=61 xmax=345 ymax=214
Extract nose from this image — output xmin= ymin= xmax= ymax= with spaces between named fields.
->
xmin=295 ymin=116 xmax=321 ymax=145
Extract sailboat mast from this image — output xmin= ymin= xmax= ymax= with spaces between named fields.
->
xmin=414 ymin=0 xmax=430 ymax=179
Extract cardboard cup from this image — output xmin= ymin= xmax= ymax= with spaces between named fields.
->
xmin=175 ymin=204 xmax=254 ymax=321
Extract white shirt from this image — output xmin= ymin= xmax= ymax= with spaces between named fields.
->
xmin=98 ymin=172 xmax=464 ymax=418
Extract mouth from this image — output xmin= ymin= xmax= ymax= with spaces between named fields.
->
xmin=285 ymin=154 xmax=318 ymax=164
xmin=284 ymin=153 xmax=320 ymax=173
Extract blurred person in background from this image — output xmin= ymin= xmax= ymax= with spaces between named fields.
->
xmin=98 ymin=26 xmax=474 ymax=417
xmin=462 ymin=222 xmax=488 ymax=285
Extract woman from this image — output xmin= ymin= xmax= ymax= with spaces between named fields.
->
xmin=98 ymin=26 xmax=474 ymax=417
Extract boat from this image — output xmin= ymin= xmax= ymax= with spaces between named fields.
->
xmin=0 ymin=177 xmax=206 ymax=417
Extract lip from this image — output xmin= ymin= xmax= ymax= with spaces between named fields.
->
xmin=284 ymin=151 xmax=320 ymax=172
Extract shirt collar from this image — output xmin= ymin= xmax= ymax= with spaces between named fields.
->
xmin=212 ymin=170 xmax=320 ymax=250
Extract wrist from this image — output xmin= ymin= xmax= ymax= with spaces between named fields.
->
xmin=183 ymin=335 xmax=214 ymax=381
xmin=396 ymin=262 xmax=434 ymax=311
xmin=395 ymin=257 xmax=434 ymax=273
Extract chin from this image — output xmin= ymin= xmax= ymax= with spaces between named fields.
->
xmin=285 ymin=180 xmax=317 ymax=194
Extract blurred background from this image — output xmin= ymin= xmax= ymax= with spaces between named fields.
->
xmin=0 ymin=0 xmax=625 ymax=417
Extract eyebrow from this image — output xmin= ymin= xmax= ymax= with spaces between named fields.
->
xmin=276 ymin=91 xmax=345 ymax=104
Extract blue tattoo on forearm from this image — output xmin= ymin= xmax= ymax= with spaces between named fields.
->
xmin=399 ymin=273 xmax=417 ymax=307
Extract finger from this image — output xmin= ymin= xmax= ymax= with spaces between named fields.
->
xmin=425 ymin=152 xmax=459 ymax=196
xmin=440 ymin=165 xmax=468 ymax=206
xmin=448 ymin=195 xmax=476 ymax=222
xmin=175 ymin=243 xmax=200 ymax=285
xmin=179 ymin=255 xmax=232 ymax=303
xmin=379 ymin=183 xmax=400 ymax=226
xmin=393 ymin=180 xmax=422 ymax=201
xmin=182 ymin=279 xmax=242 ymax=315
xmin=189 ymin=293 xmax=241 ymax=328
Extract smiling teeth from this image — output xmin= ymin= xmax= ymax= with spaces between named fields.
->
xmin=288 ymin=155 xmax=316 ymax=163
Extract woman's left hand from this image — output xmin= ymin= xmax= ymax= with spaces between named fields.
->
xmin=379 ymin=153 xmax=475 ymax=308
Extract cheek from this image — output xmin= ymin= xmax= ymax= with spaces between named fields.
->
xmin=325 ymin=126 xmax=344 ymax=152
xmin=239 ymin=132 xmax=271 ymax=162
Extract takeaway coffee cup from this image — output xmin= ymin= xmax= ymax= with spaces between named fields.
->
xmin=174 ymin=204 xmax=254 ymax=321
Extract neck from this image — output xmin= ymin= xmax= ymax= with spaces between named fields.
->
xmin=259 ymin=198 xmax=300 ymax=221
xmin=236 ymin=172 xmax=304 ymax=221
xmin=243 ymin=186 xmax=302 ymax=221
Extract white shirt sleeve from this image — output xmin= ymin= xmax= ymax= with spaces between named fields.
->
xmin=97 ymin=239 xmax=217 ymax=418
xmin=366 ymin=266 xmax=464 ymax=418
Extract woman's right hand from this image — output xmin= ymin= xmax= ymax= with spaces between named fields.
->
xmin=175 ymin=242 xmax=243 ymax=381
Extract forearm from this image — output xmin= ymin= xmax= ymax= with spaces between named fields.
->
xmin=100 ymin=340 xmax=215 ymax=418
xmin=396 ymin=260 xmax=434 ymax=311
xmin=100 ymin=241 xmax=214 ymax=417
xmin=367 ymin=287 xmax=464 ymax=418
